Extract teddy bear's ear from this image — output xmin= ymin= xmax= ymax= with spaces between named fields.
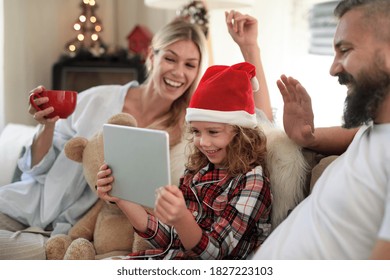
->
xmin=64 ymin=137 xmax=89 ymax=163
xmin=108 ymin=113 xmax=137 ymax=127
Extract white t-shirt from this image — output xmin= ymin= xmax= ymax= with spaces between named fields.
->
xmin=252 ymin=123 xmax=390 ymax=259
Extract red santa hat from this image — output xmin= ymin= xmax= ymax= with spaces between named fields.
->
xmin=185 ymin=62 xmax=258 ymax=128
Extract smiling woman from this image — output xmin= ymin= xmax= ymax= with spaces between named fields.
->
xmin=0 ymin=17 xmax=209 ymax=260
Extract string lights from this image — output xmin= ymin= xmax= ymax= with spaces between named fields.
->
xmin=65 ymin=0 xmax=107 ymax=57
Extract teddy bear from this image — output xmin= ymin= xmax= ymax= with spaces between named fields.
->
xmin=45 ymin=113 xmax=152 ymax=260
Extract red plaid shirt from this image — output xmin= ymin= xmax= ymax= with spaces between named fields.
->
xmin=128 ymin=164 xmax=272 ymax=259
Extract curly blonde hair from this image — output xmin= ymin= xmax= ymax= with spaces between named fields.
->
xmin=185 ymin=125 xmax=268 ymax=177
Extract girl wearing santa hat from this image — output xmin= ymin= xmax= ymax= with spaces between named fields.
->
xmin=97 ymin=62 xmax=272 ymax=259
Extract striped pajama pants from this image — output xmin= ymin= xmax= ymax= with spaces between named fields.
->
xmin=0 ymin=213 xmax=48 ymax=260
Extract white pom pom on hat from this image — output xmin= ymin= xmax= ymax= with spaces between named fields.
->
xmin=185 ymin=62 xmax=258 ymax=128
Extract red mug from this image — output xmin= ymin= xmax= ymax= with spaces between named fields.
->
xmin=29 ymin=90 xmax=77 ymax=119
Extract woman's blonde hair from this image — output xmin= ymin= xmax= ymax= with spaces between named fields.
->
xmin=145 ymin=19 xmax=208 ymax=146
xmin=186 ymin=125 xmax=269 ymax=177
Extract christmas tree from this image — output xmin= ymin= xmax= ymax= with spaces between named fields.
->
xmin=65 ymin=0 xmax=107 ymax=57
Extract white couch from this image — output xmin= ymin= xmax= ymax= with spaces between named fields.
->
xmin=0 ymin=121 xmax=325 ymax=231
xmin=0 ymin=123 xmax=37 ymax=186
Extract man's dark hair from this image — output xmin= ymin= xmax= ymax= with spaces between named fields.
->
xmin=334 ymin=0 xmax=390 ymax=41
xmin=335 ymin=0 xmax=390 ymax=18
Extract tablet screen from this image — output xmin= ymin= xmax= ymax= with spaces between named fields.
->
xmin=103 ymin=124 xmax=171 ymax=208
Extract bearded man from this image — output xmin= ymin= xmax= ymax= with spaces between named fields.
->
xmin=253 ymin=0 xmax=390 ymax=259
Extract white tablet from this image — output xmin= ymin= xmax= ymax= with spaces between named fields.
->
xmin=103 ymin=124 xmax=171 ymax=208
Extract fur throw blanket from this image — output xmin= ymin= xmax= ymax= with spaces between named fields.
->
xmin=258 ymin=112 xmax=309 ymax=230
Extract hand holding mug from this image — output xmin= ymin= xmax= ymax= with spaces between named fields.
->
xmin=28 ymin=86 xmax=54 ymax=123
xmin=29 ymin=86 xmax=77 ymax=122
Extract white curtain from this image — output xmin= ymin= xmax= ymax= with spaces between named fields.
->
xmin=308 ymin=1 xmax=338 ymax=55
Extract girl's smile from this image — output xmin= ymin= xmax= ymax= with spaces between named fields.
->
xmin=190 ymin=121 xmax=235 ymax=168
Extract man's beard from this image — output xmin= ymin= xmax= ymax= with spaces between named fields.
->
xmin=338 ymin=58 xmax=390 ymax=128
